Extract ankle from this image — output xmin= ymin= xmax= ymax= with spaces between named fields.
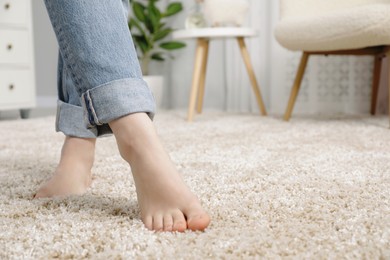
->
xmin=57 ymin=159 xmax=93 ymax=172
xmin=109 ymin=113 xmax=159 ymax=161
xmin=60 ymin=136 xmax=96 ymax=166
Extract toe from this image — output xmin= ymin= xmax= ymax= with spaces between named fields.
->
xmin=33 ymin=192 xmax=42 ymax=199
xmin=172 ymin=210 xmax=187 ymax=232
xmin=186 ymin=210 xmax=210 ymax=231
xmin=143 ymin=215 xmax=153 ymax=230
xmin=34 ymin=187 xmax=49 ymax=199
xmin=152 ymin=214 xmax=164 ymax=231
xmin=163 ymin=214 xmax=174 ymax=232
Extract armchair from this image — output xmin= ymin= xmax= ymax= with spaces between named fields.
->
xmin=275 ymin=0 xmax=390 ymax=123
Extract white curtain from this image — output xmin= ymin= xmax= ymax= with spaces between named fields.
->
xmin=165 ymin=0 xmax=387 ymax=115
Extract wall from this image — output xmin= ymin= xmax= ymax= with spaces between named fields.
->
xmin=31 ymin=1 xmax=58 ymax=108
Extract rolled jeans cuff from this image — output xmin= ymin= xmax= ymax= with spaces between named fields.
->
xmin=56 ymin=100 xmax=101 ymax=137
xmin=81 ymin=78 xmax=156 ymax=129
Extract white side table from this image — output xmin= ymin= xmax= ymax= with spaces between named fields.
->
xmin=173 ymin=27 xmax=266 ymax=121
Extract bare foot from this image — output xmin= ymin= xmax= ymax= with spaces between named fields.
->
xmin=34 ymin=136 xmax=96 ymax=198
xmin=109 ymin=113 xmax=210 ymax=232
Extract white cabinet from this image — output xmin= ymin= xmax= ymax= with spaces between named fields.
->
xmin=0 ymin=0 xmax=36 ymax=118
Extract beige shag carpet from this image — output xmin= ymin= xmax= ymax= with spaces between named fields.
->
xmin=0 ymin=111 xmax=389 ymax=259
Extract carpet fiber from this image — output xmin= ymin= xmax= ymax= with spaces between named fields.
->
xmin=0 ymin=111 xmax=389 ymax=259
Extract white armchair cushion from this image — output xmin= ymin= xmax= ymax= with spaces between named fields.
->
xmin=275 ymin=2 xmax=390 ymax=51
xmin=279 ymin=0 xmax=388 ymax=18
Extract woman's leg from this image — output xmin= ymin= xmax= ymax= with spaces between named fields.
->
xmin=37 ymin=0 xmax=133 ymax=198
xmin=40 ymin=0 xmax=210 ymax=231
xmin=34 ymin=136 xmax=95 ymax=198
xmin=35 ymin=54 xmax=96 ymax=198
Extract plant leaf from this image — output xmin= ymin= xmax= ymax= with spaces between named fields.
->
xmin=153 ymin=28 xmax=172 ymax=41
xmin=163 ymin=2 xmax=183 ymax=17
xmin=159 ymin=41 xmax=186 ymax=50
xmin=132 ymin=2 xmax=146 ymax=22
xmin=151 ymin=52 xmax=165 ymax=61
xmin=129 ymin=18 xmax=153 ymax=47
xmin=144 ymin=16 xmax=155 ymax=34
xmin=158 ymin=23 xmax=166 ymax=30
xmin=133 ymin=35 xmax=150 ymax=54
xmin=129 ymin=18 xmax=145 ymax=36
xmin=148 ymin=4 xmax=161 ymax=33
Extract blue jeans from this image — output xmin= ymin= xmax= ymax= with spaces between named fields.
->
xmin=44 ymin=0 xmax=155 ymax=138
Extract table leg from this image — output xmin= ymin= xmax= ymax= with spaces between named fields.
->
xmin=188 ymin=38 xmax=207 ymax=121
xmin=237 ymin=37 xmax=267 ymax=116
xmin=197 ymin=40 xmax=209 ymax=114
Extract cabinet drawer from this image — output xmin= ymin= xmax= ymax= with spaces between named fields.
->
xmin=0 ymin=69 xmax=34 ymax=105
xmin=0 ymin=29 xmax=30 ymax=65
xmin=0 ymin=0 xmax=28 ymax=26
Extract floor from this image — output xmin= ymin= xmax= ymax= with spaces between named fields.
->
xmin=0 ymin=111 xmax=389 ymax=259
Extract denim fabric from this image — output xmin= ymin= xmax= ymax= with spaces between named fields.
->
xmin=44 ymin=0 xmax=155 ymax=138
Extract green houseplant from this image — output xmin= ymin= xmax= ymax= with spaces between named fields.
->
xmin=129 ymin=0 xmax=186 ymax=76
